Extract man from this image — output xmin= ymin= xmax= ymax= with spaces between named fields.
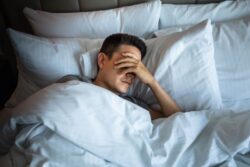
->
xmin=58 ymin=33 xmax=181 ymax=120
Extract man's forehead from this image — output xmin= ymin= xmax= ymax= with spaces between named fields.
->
xmin=117 ymin=44 xmax=140 ymax=51
xmin=115 ymin=44 xmax=141 ymax=57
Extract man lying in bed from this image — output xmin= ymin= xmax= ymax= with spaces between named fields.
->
xmin=57 ymin=34 xmax=181 ymax=120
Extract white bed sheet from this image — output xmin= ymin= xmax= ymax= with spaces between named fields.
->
xmin=1 ymin=81 xmax=250 ymax=167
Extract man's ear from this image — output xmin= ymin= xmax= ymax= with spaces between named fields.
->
xmin=97 ymin=52 xmax=107 ymax=69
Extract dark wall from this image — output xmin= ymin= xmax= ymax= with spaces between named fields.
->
xmin=0 ymin=8 xmax=17 ymax=110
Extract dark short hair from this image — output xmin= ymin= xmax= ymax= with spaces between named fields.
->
xmin=99 ymin=33 xmax=147 ymax=59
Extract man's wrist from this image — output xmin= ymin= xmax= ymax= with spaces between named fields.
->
xmin=147 ymin=77 xmax=157 ymax=88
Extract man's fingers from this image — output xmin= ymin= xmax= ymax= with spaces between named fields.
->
xmin=114 ymin=57 xmax=139 ymax=65
xmin=122 ymin=52 xmax=140 ymax=60
xmin=114 ymin=62 xmax=137 ymax=69
xmin=120 ymin=67 xmax=136 ymax=75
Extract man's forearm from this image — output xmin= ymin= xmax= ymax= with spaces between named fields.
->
xmin=148 ymin=79 xmax=181 ymax=117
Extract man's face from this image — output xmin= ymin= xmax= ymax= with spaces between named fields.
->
xmin=98 ymin=44 xmax=142 ymax=94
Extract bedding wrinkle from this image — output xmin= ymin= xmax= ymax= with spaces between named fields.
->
xmin=50 ymin=40 xmax=59 ymax=53
xmin=214 ymin=112 xmax=250 ymax=155
xmin=168 ymin=112 xmax=210 ymax=166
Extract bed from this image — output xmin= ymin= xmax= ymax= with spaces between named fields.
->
xmin=1 ymin=0 xmax=250 ymax=166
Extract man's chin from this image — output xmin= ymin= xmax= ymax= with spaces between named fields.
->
xmin=118 ymin=89 xmax=128 ymax=94
xmin=117 ymin=86 xmax=129 ymax=94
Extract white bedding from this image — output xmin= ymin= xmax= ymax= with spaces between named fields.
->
xmin=1 ymin=81 xmax=250 ymax=167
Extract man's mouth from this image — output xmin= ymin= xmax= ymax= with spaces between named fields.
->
xmin=122 ymin=80 xmax=131 ymax=85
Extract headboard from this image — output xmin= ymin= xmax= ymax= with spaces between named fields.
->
xmin=0 ymin=0 xmax=225 ymax=109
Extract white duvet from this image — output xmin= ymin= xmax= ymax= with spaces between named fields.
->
xmin=0 ymin=81 xmax=250 ymax=167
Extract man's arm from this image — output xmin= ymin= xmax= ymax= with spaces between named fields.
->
xmin=114 ymin=52 xmax=181 ymax=119
xmin=147 ymin=79 xmax=181 ymax=117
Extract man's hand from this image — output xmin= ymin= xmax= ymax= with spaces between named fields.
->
xmin=114 ymin=51 xmax=181 ymax=119
xmin=114 ymin=52 xmax=154 ymax=85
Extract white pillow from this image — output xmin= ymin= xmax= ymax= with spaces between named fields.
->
xmin=6 ymin=29 xmax=103 ymax=107
xmin=80 ymin=49 xmax=99 ymax=79
xmin=80 ymin=20 xmax=223 ymax=111
xmin=213 ymin=17 xmax=250 ymax=110
xmin=154 ymin=17 xmax=250 ymax=111
xmin=160 ymin=0 xmax=250 ymax=28
xmin=23 ymin=1 xmax=161 ymax=39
